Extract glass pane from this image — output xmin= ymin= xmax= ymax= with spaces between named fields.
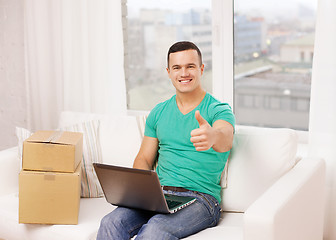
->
xmin=234 ymin=0 xmax=317 ymax=130
xmin=126 ymin=0 xmax=212 ymax=110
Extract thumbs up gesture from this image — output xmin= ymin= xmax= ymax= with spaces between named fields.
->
xmin=190 ymin=110 xmax=216 ymax=151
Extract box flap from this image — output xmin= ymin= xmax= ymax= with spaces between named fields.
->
xmin=26 ymin=131 xmax=82 ymax=145
xmin=26 ymin=131 xmax=56 ymax=143
xmin=56 ymin=131 xmax=83 ymax=145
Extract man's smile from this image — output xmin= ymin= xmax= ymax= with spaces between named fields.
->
xmin=178 ymin=79 xmax=192 ymax=83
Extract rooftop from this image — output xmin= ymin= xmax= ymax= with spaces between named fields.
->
xmin=282 ymin=33 xmax=315 ymax=46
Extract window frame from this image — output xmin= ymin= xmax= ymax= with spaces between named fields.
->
xmin=211 ymin=0 xmax=234 ymax=108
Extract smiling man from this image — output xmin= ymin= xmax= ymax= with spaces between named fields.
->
xmin=97 ymin=41 xmax=235 ymax=240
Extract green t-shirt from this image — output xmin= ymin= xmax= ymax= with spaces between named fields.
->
xmin=144 ymin=93 xmax=235 ymax=202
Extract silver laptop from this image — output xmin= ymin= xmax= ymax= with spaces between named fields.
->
xmin=93 ymin=163 xmax=196 ymax=214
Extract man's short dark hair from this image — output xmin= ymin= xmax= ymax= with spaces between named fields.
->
xmin=167 ymin=41 xmax=203 ymax=68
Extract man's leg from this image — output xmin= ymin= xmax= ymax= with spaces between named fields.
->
xmin=97 ymin=207 xmax=154 ymax=240
xmin=136 ymin=191 xmax=221 ymax=240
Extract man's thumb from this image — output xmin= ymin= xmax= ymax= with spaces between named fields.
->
xmin=195 ymin=110 xmax=208 ymax=126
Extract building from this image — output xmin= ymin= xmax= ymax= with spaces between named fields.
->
xmin=234 ymin=15 xmax=267 ymax=62
xmin=235 ymin=71 xmax=311 ymax=130
xmin=280 ymin=33 xmax=315 ymax=63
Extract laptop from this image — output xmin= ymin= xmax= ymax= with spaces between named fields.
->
xmin=93 ymin=163 xmax=196 ymax=214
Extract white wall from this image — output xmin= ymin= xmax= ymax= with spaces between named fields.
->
xmin=309 ymin=0 xmax=336 ymax=238
xmin=0 ymin=0 xmax=26 ymax=150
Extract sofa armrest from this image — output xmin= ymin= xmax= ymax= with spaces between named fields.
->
xmin=244 ymin=158 xmax=325 ymax=240
xmin=0 ymin=147 xmax=20 ymax=196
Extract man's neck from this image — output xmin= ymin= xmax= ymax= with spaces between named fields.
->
xmin=176 ymin=88 xmax=206 ymax=115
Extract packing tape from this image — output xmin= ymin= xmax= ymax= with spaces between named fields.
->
xmin=45 ymin=131 xmax=64 ymax=143
xmin=44 ymin=173 xmax=56 ymax=181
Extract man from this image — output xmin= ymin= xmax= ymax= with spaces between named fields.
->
xmin=97 ymin=41 xmax=235 ymax=239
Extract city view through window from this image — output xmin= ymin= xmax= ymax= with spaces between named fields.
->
xmin=124 ymin=0 xmax=317 ymax=130
xmin=234 ymin=0 xmax=317 ymax=130
xmin=125 ymin=0 xmax=212 ymax=111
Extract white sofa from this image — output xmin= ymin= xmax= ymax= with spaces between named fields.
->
xmin=0 ymin=111 xmax=326 ymax=240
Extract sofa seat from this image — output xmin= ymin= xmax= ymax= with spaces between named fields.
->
xmin=0 ymin=190 xmax=244 ymax=240
xmin=186 ymin=213 xmax=244 ymax=239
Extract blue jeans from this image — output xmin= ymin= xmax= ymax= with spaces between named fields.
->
xmin=96 ymin=190 xmax=221 ymax=240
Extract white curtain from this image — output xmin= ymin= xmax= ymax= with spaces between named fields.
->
xmin=24 ymin=0 xmax=126 ymax=131
xmin=308 ymin=0 xmax=336 ymax=239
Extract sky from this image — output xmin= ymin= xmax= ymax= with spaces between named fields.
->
xmin=128 ymin=0 xmax=318 ymax=10
xmin=128 ymin=0 xmax=318 ymax=21
xmin=235 ymin=0 xmax=317 ymax=10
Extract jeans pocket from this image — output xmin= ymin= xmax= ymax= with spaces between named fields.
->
xmin=196 ymin=193 xmax=221 ymax=226
xmin=199 ymin=193 xmax=212 ymax=209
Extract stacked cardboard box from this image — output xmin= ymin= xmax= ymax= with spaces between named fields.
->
xmin=19 ymin=131 xmax=83 ymax=225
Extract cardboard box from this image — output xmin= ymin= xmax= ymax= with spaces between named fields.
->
xmin=19 ymin=164 xmax=81 ymax=225
xmin=23 ymin=131 xmax=83 ymax=173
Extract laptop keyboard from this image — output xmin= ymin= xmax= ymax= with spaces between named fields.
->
xmin=166 ymin=199 xmax=182 ymax=209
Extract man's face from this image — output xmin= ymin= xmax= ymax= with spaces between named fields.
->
xmin=167 ymin=49 xmax=204 ymax=95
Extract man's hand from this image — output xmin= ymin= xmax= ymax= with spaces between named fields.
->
xmin=190 ymin=110 xmax=216 ymax=151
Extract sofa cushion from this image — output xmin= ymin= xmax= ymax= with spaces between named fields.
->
xmin=61 ymin=120 xmax=103 ymax=198
xmin=221 ymin=125 xmax=298 ymax=212
xmin=58 ymin=111 xmax=143 ymax=168
xmin=15 ymin=127 xmax=32 ymax=170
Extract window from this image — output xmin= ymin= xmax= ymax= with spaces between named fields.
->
xmin=234 ymin=0 xmax=317 ymax=130
xmin=301 ymin=51 xmax=305 ymax=62
xmin=237 ymin=94 xmax=258 ymax=108
xmin=123 ymin=0 xmax=316 ymax=131
xmin=124 ymin=0 xmax=212 ymax=111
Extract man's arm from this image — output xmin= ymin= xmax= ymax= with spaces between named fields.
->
xmin=133 ymin=136 xmax=159 ymax=170
xmin=190 ymin=110 xmax=234 ymax=153
xmin=211 ymin=119 xmax=234 ymax=152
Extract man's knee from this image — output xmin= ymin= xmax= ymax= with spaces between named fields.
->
xmin=136 ymin=219 xmax=178 ymax=240
xmin=100 ymin=210 xmax=126 ymax=231
xmin=97 ymin=211 xmax=129 ymax=240
xmin=100 ymin=213 xmax=114 ymax=228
